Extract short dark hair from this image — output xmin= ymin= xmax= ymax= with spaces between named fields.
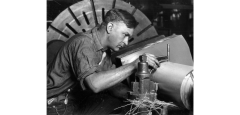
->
xmin=102 ymin=9 xmax=138 ymax=29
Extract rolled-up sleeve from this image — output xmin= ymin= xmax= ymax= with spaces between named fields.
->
xmin=73 ymin=44 xmax=99 ymax=90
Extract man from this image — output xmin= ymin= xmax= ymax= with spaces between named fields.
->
xmin=47 ymin=8 xmax=160 ymax=115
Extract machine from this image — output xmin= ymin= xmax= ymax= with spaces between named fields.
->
xmin=47 ymin=0 xmax=194 ymax=114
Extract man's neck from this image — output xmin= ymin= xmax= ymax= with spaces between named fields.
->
xmin=97 ymin=25 xmax=109 ymax=50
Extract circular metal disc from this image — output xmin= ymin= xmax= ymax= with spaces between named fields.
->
xmin=47 ymin=0 xmax=158 ymax=63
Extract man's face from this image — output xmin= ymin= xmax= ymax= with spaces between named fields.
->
xmin=107 ymin=21 xmax=134 ymax=52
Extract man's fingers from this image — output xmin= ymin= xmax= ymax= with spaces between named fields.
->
xmin=146 ymin=57 xmax=159 ymax=69
xmin=145 ymin=53 xmax=157 ymax=58
xmin=147 ymin=60 xmax=158 ymax=69
xmin=150 ymin=56 xmax=159 ymax=64
xmin=145 ymin=54 xmax=160 ymax=67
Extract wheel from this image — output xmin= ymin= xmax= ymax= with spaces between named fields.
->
xmin=47 ymin=0 xmax=158 ymax=64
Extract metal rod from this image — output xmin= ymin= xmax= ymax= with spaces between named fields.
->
xmin=167 ymin=44 xmax=170 ymax=61
xmin=89 ymin=0 xmax=99 ymax=26
xmin=83 ymin=12 xmax=90 ymax=25
xmin=112 ymin=0 xmax=116 ymax=9
xmin=137 ymin=24 xmax=152 ymax=36
xmin=66 ymin=23 xmax=78 ymax=34
xmin=131 ymin=7 xmax=137 ymax=15
xmin=68 ymin=7 xmax=81 ymax=26
xmin=49 ymin=25 xmax=69 ymax=38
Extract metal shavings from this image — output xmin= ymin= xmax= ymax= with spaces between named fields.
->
xmin=114 ymin=94 xmax=176 ymax=115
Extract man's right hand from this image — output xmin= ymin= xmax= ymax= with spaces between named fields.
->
xmin=131 ymin=53 xmax=160 ymax=70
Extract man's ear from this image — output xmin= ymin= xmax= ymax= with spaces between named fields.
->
xmin=106 ymin=22 xmax=114 ymax=34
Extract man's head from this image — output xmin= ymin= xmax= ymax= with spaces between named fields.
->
xmin=102 ymin=9 xmax=138 ymax=52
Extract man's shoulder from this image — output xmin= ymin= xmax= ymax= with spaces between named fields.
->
xmin=72 ymin=32 xmax=93 ymax=40
xmin=69 ymin=33 xmax=94 ymax=45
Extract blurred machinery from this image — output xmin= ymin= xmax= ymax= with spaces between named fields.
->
xmin=47 ymin=0 xmax=194 ymax=114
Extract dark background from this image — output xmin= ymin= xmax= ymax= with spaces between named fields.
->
xmin=47 ymin=0 xmax=193 ymax=58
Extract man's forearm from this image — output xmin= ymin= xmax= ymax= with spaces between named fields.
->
xmin=85 ymin=63 xmax=136 ymax=93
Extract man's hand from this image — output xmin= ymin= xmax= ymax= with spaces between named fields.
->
xmin=131 ymin=53 xmax=160 ymax=70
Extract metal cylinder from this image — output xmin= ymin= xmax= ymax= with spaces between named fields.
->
xmin=136 ymin=55 xmax=150 ymax=115
xmin=115 ymin=34 xmax=194 ymax=110
xmin=136 ymin=55 xmax=150 ymax=80
xmin=150 ymin=62 xmax=193 ymax=110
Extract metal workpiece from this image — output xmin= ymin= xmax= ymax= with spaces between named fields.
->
xmin=129 ymin=55 xmax=160 ymax=115
xmin=151 ymin=62 xmax=193 ymax=109
xmin=136 ymin=55 xmax=150 ymax=94
xmin=130 ymin=79 xmax=158 ymax=98
xmin=139 ymin=79 xmax=150 ymax=95
xmin=136 ymin=55 xmax=151 ymax=80
xmin=130 ymin=82 xmax=139 ymax=95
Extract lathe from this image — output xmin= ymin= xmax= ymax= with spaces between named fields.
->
xmin=47 ymin=0 xmax=194 ymax=114
xmin=112 ymin=34 xmax=193 ymax=115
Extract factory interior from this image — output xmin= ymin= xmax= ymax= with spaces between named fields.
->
xmin=47 ymin=0 xmax=194 ymax=115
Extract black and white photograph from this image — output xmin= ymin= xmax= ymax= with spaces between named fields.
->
xmin=47 ymin=0 xmax=193 ymax=115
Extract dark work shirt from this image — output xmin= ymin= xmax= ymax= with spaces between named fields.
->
xmin=47 ymin=27 xmax=115 ymax=98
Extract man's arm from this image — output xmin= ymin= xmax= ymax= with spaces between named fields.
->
xmin=85 ymin=62 xmax=136 ymax=93
xmin=85 ymin=53 xmax=160 ymax=93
